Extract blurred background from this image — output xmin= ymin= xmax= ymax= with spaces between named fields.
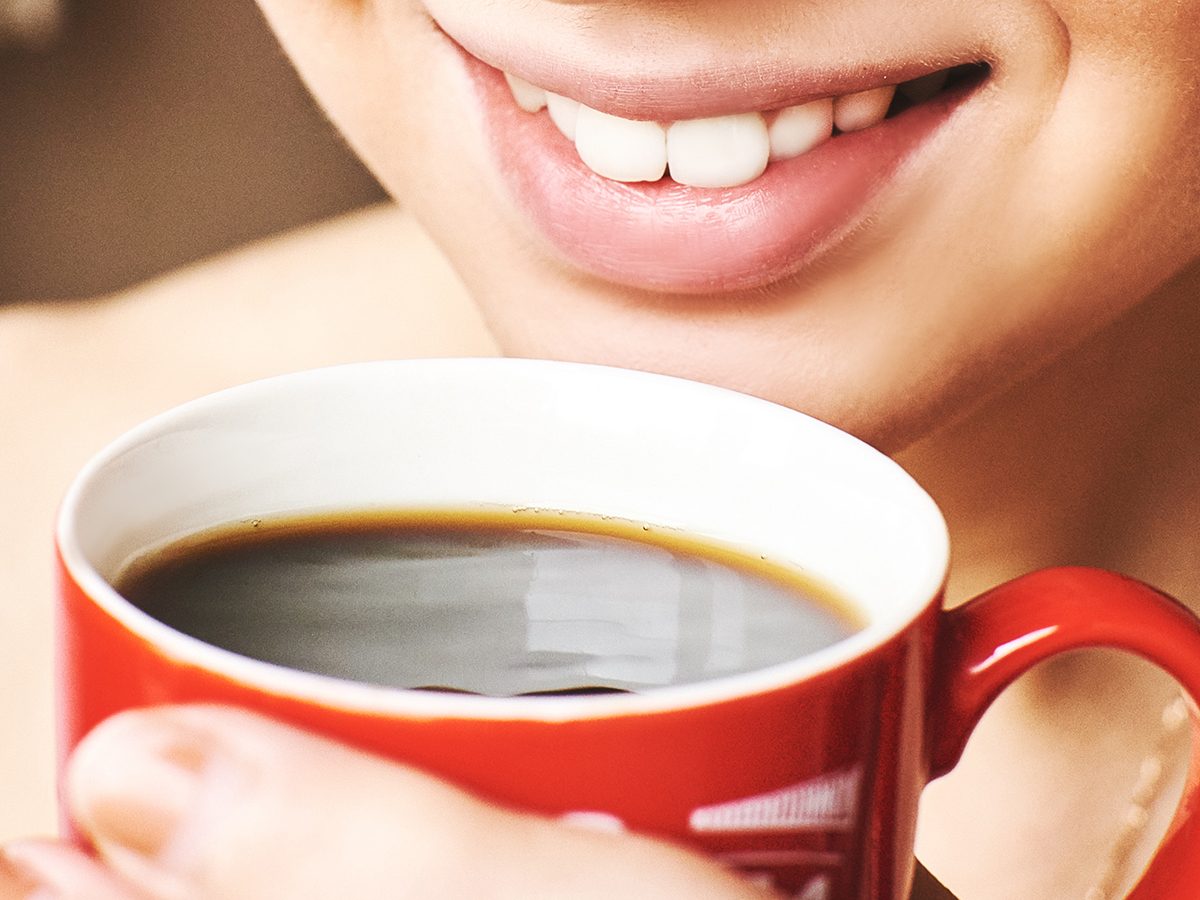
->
xmin=0 ymin=0 xmax=386 ymax=303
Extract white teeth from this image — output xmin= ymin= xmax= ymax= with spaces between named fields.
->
xmin=504 ymin=72 xmax=547 ymax=113
xmin=900 ymin=70 xmax=949 ymax=104
xmin=506 ymin=70 xmax=913 ymax=187
xmin=767 ymin=98 xmax=833 ymax=161
xmin=833 ymin=85 xmax=896 ymax=133
xmin=667 ymin=113 xmax=770 ymax=189
xmin=546 ymin=92 xmax=580 ymax=140
xmin=575 ymin=106 xmax=668 ymax=183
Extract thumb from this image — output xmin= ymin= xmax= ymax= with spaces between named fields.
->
xmin=67 ymin=706 xmax=771 ymax=900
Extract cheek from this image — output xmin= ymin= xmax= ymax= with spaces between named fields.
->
xmin=1054 ymin=7 xmax=1200 ymax=271
xmin=1050 ymin=0 xmax=1200 ymax=192
xmin=1051 ymin=0 xmax=1200 ymax=60
xmin=267 ymin=0 xmax=1200 ymax=454
xmin=254 ymin=1 xmax=455 ymax=200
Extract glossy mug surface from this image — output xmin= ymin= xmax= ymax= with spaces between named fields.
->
xmin=56 ymin=359 xmax=1200 ymax=899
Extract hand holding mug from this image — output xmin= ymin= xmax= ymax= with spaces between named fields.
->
xmin=8 ymin=707 xmax=959 ymax=898
xmin=50 ymin=360 xmax=1200 ymax=898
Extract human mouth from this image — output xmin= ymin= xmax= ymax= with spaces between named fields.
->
xmin=449 ymin=37 xmax=987 ymax=294
xmin=502 ymin=67 xmax=969 ymax=190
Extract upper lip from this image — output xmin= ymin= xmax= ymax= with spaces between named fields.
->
xmin=429 ymin=13 xmax=990 ymax=121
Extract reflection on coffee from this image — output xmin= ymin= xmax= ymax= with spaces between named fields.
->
xmin=115 ymin=509 xmax=864 ymax=696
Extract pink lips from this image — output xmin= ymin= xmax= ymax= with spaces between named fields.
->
xmin=460 ymin=49 xmax=976 ymax=295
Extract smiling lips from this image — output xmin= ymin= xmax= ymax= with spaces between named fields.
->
xmin=504 ymin=69 xmax=953 ymax=190
xmin=453 ymin=37 xmax=983 ymax=293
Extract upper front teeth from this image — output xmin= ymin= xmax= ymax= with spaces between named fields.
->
xmin=504 ymin=73 xmax=548 ymax=113
xmin=832 ymin=85 xmax=897 ymax=134
xmin=506 ymin=72 xmax=904 ymax=189
xmin=666 ymin=113 xmax=770 ymax=189
xmin=546 ymin=92 xmax=581 ymax=141
xmin=576 ymin=105 xmax=668 ymax=183
xmin=768 ymin=98 xmax=834 ymax=161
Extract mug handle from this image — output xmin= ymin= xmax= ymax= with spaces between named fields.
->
xmin=928 ymin=567 xmax=1200 ymax=897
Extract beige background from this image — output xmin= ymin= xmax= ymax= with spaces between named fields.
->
xmin=1 ymin=0 xmax=413 ymax=841
xmin=0 ymin=204 xmax=498 ymax=842
xmin=0 ymin=0 xmax=383 ymax=302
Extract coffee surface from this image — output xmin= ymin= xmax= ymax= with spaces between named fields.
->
xmin=116 ymin=510 xmax=863 ymax=695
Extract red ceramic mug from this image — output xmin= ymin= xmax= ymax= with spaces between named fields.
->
xmin=56 ymin=359 xmax=1200 ymax=899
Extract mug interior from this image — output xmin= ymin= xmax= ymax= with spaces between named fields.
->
xmin=58 ymin=359 xmax=949 ymax=714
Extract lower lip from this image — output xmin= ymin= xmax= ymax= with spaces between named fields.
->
xmin=461 ymin=51 xmax=974 ymax=295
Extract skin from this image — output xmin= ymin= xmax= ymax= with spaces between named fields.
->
xmin=3 ymin=0 xmax=1200 ymax=897
xmin=256 ymin=0 xmax=1200 ymax=452
xmin=244 ymin=8 xmax=1200 ymax=890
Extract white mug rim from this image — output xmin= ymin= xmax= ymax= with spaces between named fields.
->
xmin=57 ymin=358 xmax=951 ymax=722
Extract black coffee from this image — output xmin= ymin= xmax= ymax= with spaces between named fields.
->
xmin=115 ymin=509 xmax=863 ymax=696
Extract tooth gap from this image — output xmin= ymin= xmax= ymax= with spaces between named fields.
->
xmin=958 ymin=61 xmax=991 ymax=90
xmin=885 ymin=91 xmax=910 ymax=120
xmin=885 ymin=61 xmax=990 ymax=119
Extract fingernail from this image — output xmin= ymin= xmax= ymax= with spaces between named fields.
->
xmin=0 ymin=845 xmax=59 ymax=899
xmin=67 ymin=712 xmax=246 ymax=873
xmin=558 ymin=811 xmax=628 ymax=834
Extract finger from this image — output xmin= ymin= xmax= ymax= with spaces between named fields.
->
xmin=66 ymin=705 xmax=772 ymax=900
xmin=0 ymin=840 xmax=142 ymax=899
